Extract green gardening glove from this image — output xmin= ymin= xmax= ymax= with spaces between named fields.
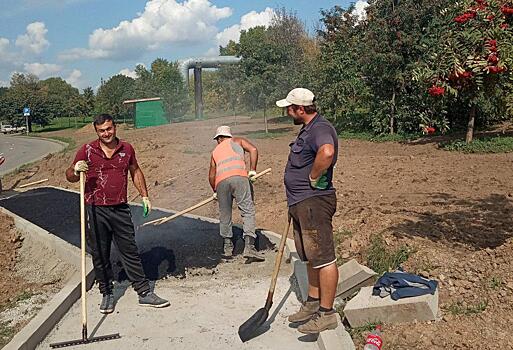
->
xmin=142 ymin=197 xmax=152 ymax=217
xmin=309 ymin=170 xmax=329 ymax=190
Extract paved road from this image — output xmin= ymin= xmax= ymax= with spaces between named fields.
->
xmin=0 ymin=134 xmax=64 ymax=176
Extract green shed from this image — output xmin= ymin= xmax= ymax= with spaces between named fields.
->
xmin=123 ymin=97 xmax=168 ymax=129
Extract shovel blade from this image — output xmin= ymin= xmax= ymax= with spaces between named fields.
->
xmin=238 ymin=307 xmax=268 ymax=342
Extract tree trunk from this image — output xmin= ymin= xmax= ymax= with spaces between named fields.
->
xmin=390 ymin=89 xmax=396 ymax=135
xmin=466 ymin=105 xmax=476 ymax=143
xmin=264 ymin=102 xmax=268 ymax=134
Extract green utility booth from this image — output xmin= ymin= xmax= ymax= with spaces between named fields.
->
xmin=123 ymin=97 xmax=168 ymax=129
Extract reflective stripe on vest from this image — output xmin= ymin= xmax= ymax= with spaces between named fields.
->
xmin=213 ymin=139 xmax=247 ymax=189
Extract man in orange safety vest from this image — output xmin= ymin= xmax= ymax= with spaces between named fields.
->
xmin=208 ymin=125 xmax=265 ymax=261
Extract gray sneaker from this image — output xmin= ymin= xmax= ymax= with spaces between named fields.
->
xmin=243 ymin=236 xmax=265 ymax=261
xmin=222 ymin=238 xmax=234 ymax=258
xmin=138 ymin=292 xmax=170 ymax=308
xmin=100 ymin=294 xmax=114 ymax=314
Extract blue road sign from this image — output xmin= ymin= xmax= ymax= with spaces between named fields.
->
xmin=23 ymin=107 xmax=30 ymax=116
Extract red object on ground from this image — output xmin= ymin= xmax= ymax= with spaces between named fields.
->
xmin=426 ymin=127 xmax=436 ymax=134
xmin=501 ymin=5 xmax=513 ymax=15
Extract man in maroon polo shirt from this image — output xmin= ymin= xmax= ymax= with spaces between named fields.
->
xmin=65 ymin=114 xmax=169 ymax=314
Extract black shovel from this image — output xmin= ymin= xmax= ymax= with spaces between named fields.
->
xmin=238 ymin=217 xmax=291 ymax=342
xmin=50 ymin=172 xmax=120 ymax=348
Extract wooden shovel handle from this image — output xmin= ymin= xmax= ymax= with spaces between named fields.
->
xmin=142 ymin=168 xmax=272 ymax=227
xmin=265 ymin=216 xmax=291 ymax=310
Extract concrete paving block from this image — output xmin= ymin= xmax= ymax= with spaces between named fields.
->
xmin=343 ymin=286 xmax=439 ymax=327
xmin=317 ymin=314 xmax=355 ymax=350
xmin=291 ymin=254 xmax=309 ymax=302
xmin=336 ymin=259 xmax=377 ymax=299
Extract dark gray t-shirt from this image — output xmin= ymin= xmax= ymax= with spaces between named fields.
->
xmin=284 ymin=114 xmax=338 ymax=206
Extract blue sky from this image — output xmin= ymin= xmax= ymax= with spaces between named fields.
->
xmin=0 ymin=0 xmax=364 ymax=90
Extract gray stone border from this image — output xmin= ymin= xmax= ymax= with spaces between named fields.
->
xmin=1 ymin=186 xmax=354 ymax=350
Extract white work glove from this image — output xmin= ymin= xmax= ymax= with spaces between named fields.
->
xmin=74 ymin=160 xmax=88 ymax=176
xmin=142 ymin=197 xmax=152 ymax=217
xmin=248 ymin=170 xmax=257 ymax=183
xmin=213 ymin=192 xmax=218 ymax=200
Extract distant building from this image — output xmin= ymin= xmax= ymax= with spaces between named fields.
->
xmin=123 ymin=97 xmax=168 ymax=129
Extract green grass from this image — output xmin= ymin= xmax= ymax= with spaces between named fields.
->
xmin=446 ymin=300 xmax=488 ymax=316
xmin=0 ymin=321 xmax=16 ymax=347
xmin=489 ymin=276 xmax=504 ymax=290
xmin=32 ymin=116 xmax=92 ymax=133
xmin=338 ymin=131 xmax=423 ymax=142
xmin=27 ymin=134 xmax=75 ymax=152
xmin=346 ymin=321 xmax=382 ymax=339
xmin=366 ymin=234 xmax=414 ymax=275
xmin=441 ymin=136 xmax=513 ymax=153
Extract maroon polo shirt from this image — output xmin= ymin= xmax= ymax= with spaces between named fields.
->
xmin=72 ymin=138 xmax=137 ymax=206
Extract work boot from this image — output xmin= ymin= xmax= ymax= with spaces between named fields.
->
xmin=100 ymin=294 xmax=115 ymax=314
xmin=222 ymin=238 xmax=234 ymax=258
xmin=138 ymin=292 xmax=170 ymax=308
xmin=297 ymin=310 xmax=338 ymax=334
xmin=243 ymin=236 xmax=265 ymax=261
xmin=288 ymin=300 xmax=320 ymax=323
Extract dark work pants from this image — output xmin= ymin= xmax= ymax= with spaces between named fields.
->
xmin=86 ymin=204 xmax=150 ymax=296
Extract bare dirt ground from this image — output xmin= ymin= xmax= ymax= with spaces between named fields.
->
xmin=0 ymin=212 xmax=71 ymax=348
xmin=1 ymin=115 xmax=513 ymax=349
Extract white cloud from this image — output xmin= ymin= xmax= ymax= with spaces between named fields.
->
xmin=23 ymin=62 xmax=61 ymax=78
xmin=65 ymin=69 xmax=84 ymax=88
xmin=0 ymin=80 xmax=9 ymax=87
xmin=60 ymin=0 xmax=232 ymax=61
xmin=118 ymin=68 xmax=138 ymax=79
xmin=352 ymin=1 xmax=369 ymax=22
xmin=216 ymin=7 xmax=274 ymax=47
xmin=15 ymin=22 xmax=50 ymax=54
xmin=0 ymin=38 xmax=10 ymax=55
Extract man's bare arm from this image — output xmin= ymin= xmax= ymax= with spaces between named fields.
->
xmin=208 ymin=156 xmax=216 ymax=191
xmin=236 ymin=137 xmax=258 ymax=171
xmin=129 ymin=163 xmax=148 ymax=197
xmin=65 ymin=166 xmax=80 ymax=183
xmin=310 ymin=144 xmax=335 ymax=180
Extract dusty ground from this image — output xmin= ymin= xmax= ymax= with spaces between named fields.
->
xmin=1 ymin=115 xmax=513 ymax=349
xmin=0 ymin=212 xmax=71 ymax=348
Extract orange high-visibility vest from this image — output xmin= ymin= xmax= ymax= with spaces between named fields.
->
xmin=213 ymin=139 xmax=247 ymax=189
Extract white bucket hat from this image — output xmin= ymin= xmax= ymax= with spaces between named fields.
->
xmin=213 ymin=125 xmax=233 ymax=139
xmin=276 ymin=88 xmax=315 ymax=107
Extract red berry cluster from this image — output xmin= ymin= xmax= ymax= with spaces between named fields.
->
xmin=428 ymin=85 xmax=445 ymax=96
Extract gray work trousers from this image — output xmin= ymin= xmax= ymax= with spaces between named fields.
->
xmin=217 ymin=176 xmax=256 ymax=239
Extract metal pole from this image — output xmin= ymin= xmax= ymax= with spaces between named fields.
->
xmin=25 ymin=115 xmax=29 ymax=135
xmin=194 ymin=66 xmax=203 ymax=120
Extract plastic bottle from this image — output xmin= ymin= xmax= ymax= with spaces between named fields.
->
xmin=363 ymin=325 xmax=383 ymax=350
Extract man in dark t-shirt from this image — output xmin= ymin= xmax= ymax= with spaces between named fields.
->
xmin=65 ymin=114 xmax=169 ymax=314
xmin=276 ymin=88 xmax=339 ymax=334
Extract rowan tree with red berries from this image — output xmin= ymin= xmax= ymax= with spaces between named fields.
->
xmin=415 ymin=0 xmax=513 ymax=142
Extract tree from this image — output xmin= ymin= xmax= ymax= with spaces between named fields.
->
xmin=82 ymin=87 xmax=95 ymax=121
xmin=417 ymin=0 xmax=513 ymax=142
xmin=95 ymin=74 xmax=135 ymax=120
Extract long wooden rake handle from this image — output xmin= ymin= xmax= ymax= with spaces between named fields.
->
xmin=142 ymin=168 xmax=272 ymax=227
xmin=79 ymin=172 xmax=88 ymax=339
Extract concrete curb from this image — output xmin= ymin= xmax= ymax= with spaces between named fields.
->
xmin=0 ymin=207 xmax=94 ymax=350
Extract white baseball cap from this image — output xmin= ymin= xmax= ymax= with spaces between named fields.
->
xmin=276 ymin=88 xmax=315 ymax=108
xmin=213 ymin=125 xmax=233 ymax=139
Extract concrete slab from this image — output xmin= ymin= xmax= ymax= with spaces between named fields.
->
xmin=343 ymin=286 xmax=439 ymax=327
xmin=317 ymin=314 xmax=355 ymax=350
xmin=336 ymin=259 xmax=377 ymax=299
xmin=38 ymin=262 xmax=318 ymax=350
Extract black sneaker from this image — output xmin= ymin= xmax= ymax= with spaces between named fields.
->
xmin=100 ymin=294 xmax=114 ymax=314
xmin=138 ymin=292 xmax=170 ymax=308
